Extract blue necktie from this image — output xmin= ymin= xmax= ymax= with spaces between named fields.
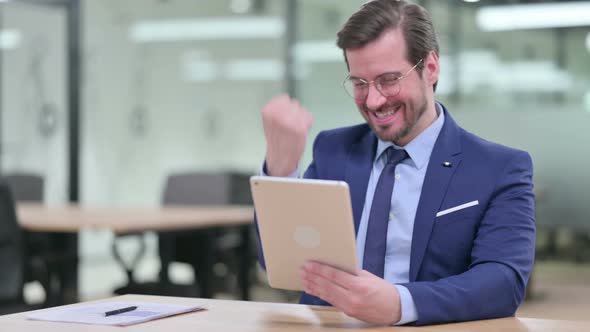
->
xmin=363 ymin=147 xmax=408 ymax=278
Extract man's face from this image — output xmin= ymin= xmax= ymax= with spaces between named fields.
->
xmin=345 ymin=28 xmax=438 ymax=146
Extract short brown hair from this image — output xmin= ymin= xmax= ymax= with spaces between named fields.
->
xmin=336 ymin=0 xmax=439 ymax=91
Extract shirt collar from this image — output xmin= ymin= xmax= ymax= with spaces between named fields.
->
xmin=374 ymin=102 xmax=445 ymax=170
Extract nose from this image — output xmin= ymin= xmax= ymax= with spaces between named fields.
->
xmin=364 ymin=84 xmax=387 ymax=111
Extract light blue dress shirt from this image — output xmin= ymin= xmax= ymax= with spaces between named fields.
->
xmin=355 ymin=105 xmax=444 ymax=325
xmin=262 ymin=103 xmax=445 ymax=325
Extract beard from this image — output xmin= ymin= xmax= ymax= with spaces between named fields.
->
xmin=362 ymin=92 xmax=429 ymax=144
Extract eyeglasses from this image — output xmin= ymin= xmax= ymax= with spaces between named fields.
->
xmin=342 ymin=58 xmax=423 ymax=100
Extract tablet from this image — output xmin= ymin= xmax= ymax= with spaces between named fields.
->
xmin=250 ymin=176 xmax=359 ymax=291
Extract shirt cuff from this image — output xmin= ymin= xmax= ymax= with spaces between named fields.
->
xmin=393 ymin=285 xmax=418 ymax=325
xmin=260 ymin=161 xmax=299 ymax=178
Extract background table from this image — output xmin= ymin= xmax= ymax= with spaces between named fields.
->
xmin=16 ymin=204 xmax=255 ymax=304
xmin=17 ymin=203 xmax=254 ymax=233
xmin=0 ymin=294 xmax=585 ymax=331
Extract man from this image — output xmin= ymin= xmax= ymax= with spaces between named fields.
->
xmin=257 ymin=0 xmax=535 ymax=326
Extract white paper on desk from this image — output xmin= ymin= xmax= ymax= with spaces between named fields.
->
xmin=26 ymin=301 xmax=205 ymax=326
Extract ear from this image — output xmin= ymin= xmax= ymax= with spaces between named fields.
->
xmin=423 ymin=50 xmax=439 ymax=86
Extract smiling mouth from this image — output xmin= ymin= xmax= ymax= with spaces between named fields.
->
xmin=368 ymin=103 xmax=402 ymax=121
xmin=375 ymin=107 xmax=397 ymax=119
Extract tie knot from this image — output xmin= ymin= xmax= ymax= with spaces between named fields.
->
xmin=386 ymin=147 xmax=407 ymax=165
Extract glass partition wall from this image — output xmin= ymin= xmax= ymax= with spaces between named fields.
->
xmin=82 ymin=0 xmax=285 ymax=207
xmin=0 ymin=0 xmax=71 ymax=305
xmin=0 ymin=1 xmax=68 ymax=204
xmin=80 ymin=0 xmax=287 ymax=300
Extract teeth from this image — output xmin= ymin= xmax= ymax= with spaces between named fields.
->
xmin=375 ymin=108 xmax=396 ymax=119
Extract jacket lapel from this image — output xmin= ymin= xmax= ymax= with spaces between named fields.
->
xmin=409 ymin=107 xmax=463 ymax=281
xmin=345 ymin=131 xmax=377 ymax=235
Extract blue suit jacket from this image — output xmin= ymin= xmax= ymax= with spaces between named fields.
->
xmin=255 ymin=106 xmax=535 ymax=325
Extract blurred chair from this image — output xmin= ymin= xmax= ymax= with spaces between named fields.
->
xmin=3 ymin=173 xmax=50 ymax=274
xmin=157 ymin=172 xmax=254 ymax=299
xmin=2 ymin=173 xmax=61 ymax=307
xmin=2 ymin=173 xmax=43 ymax=202
xmin=0 ymin=181 xmax=43 ymax=314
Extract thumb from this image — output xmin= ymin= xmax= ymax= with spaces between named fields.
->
xmin=359 ymin=270 xmax=376 ymax=277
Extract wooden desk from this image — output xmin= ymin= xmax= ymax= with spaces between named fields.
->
xmin=0 ymin=294 xmax=585 ymax=331
xmin=16 ymin=204 xmax=255 ymax=303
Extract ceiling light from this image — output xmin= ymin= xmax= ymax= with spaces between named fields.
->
xmin=0 ymin=30 xmax=21 ymax=50
xmin=225 ymin=59 xmax=283 ymax=81
xmin=130 ymin=17 xmax=284 ymax=43
xmin=182 ymin=51 xmax=218 ymax=82
xmin=477 ymin=2 xmax=590 ymax=31
xmin=293 ymin=40 xmax=342 ymax=63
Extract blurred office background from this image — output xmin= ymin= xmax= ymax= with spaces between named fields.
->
xmin=1 ymin=0 xmax=589 ymax=319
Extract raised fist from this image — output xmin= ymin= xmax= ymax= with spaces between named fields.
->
xmin=261 ymin=94 xmax=313 ymax=177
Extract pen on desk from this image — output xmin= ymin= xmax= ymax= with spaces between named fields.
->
xmin=104 ymin=306 xmax=138 ymax=317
